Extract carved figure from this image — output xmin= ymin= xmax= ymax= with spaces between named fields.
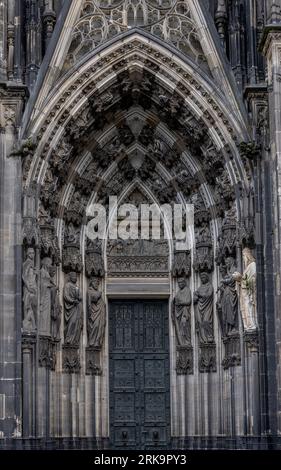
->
xmin=233 ymin=248 xmax=257 ymax=331
xmin=217 ymin=257 xmax=238 ymax=337
xmin=22 ymin=248 xmax=37 ymax=332
xmin=50 ymin=266 xmax=62 ymax=341
xmin=87 ymin=278 xmax=106 ymax=348
xmin=63 ymin=272 xmax=83 ymax=346
xmin=194 ymin=272 xmax=214 ymax=343
xmin=39 ymin=257 xmax=53 ymax=335
xmin=173 ymin=278 xmax=192 ymax=346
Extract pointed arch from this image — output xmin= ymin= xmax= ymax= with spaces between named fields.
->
xmin=22 ymin=0 xmax=249 ymax=137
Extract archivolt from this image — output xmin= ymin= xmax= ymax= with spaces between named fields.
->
xmin=22 ymin=32 xmax=253 ymax=254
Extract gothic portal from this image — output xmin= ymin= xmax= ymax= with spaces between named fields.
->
xmin=1 ymin=0 xmax=281 ymax=450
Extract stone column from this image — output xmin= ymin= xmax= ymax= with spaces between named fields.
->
xmin=0 ymin=83 xmax=26 ymax=438
xmin=22 ymin=334 xmax=36 ymax=437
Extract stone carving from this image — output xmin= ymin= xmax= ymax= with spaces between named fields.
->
xmin=215 ymin=172 xmax=235 ymax=212
xmin=10 ymin=136 xmax=36 ymax=157
xmin=50 ymin=141 xmax=73 ymax=175
xmin=172 ymin=278 xmax=192 ymax=347
xmin=39 ymin=257 xmax=53 ymax=336
xmin=193 ymin=195 xmax=210 ymax=227
xmin=85 ymin=239 xmax=105 ymax=278
xmin=216 ymin=205 xmax=237 ymax=265
xmin=240 ymin=141 xmax=260 ymax=161
xmin=63 ymin=272 xmax=83 ymax=347
xmin=39 ymin=336 xmax=56 ymax=370
xmin=194 ymin=226 xmax=213 ymax=273
xmin=199 ymin=343 xmax=217 ymax=373
xmin=62 ymin=224 xmax=82 ymax=273
xmin=216 ymin=257 xmax=239 ymax=338
xmin=107 ymin=238 xmax=169 ymax=277
xmin=62 ymin=246 xmax=83 ymax=273
xmin=244 ymin=330 xmax=259 ymax=352
xmin=222 ymin=335 xmax=241 ymax=370
xmin=176 ymin=346 xmax=193 ymax=375
xmin=86 ymin=348 xmax=103 ymax=376
xmin=39 ymin=207 xmax=60 ymax=264
xmin=107 ymin=254 xmax=169 ymax=277
xmin=87 ymin=278 xmax=106 ymax=349
xmin=50 ymin=266 xmax=62 ymax=341
xmin=194 ymin=272 xmax=214 ymax=344
xmin=233 ymin=248 xmax=257 ymax=332
xmin=62 ymin=345 xmax=81 ymax=374
xmin=22 ymin=217 xmax=39 ymax=247
xmin=65 ymin=192 xmax=87 ymax=226
xmin=172 ymin=250 xmax=191 ymax=278
xmin=22 ymin=248 xmax=38 ymax=332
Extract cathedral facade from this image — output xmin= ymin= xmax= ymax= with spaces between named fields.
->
xmin=0 ymin=0 xmax=281 ymax=450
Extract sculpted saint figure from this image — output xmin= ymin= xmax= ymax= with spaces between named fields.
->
xmin=172 ymin=278 xmax=192 ymax=346
xmin=87 ymin=278 xmax=106 ymax=349
xmin=217 ymin=257 xmax=238 ymax=337
xmin=233 ymin=248 xmax=257 ymax=331
xmin=50 ymin=266 xmax=62 ymax=341
xmin=22 ymin=248 xmax=38 ymax=332
xmin=39 ymin=257 xmax=53 ymax=336
xmin=63 ymin=272 xmax=83 ymax=346
xmin=194 ymin=272 xmax=214 ymax=344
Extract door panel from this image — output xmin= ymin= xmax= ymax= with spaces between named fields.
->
xmin=109 ymin=300 xmax=170 ymax=449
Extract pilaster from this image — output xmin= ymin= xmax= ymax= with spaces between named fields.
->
xmin=261 ymin=25 xmax=281 ymax=434
xmin=0 ymin=81 xmax=27 ymax=437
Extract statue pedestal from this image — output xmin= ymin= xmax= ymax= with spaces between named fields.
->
xmin=62 ymin=344 xmax=81 ymax=374
xmin=176 ymin=346 xmax=193 ymax=375
xmin=199 ymin=343 xmax=217 ymax=373
xmin=86 ymin=347 xmax=102 ymax=376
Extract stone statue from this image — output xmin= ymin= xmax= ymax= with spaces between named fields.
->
xmin=22 ymin=248 xmax=38 ymax=332
xmin=50 ymin=266 xmax=62 ymax=341
xmin=194 ymin=272 xmax=214 ymax=344
xmin=172 ymin=278 xmax=192 ymax=346
xmin=233 ymin=248 xmax=257 ymax=331
xmin=217 ymin=257 xmax=238 ymax=337
xmin=87 ymin=278 xmax=106 ymax=349
xmin=63 ymin=272 xmax=83 ymax=346
xmin=39 ymin=257 xmax=53 ymax=336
